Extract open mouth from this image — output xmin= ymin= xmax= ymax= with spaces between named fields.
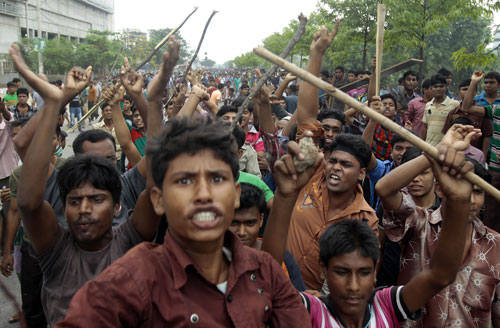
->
xmin=191 ymin=211 xmax=221 ymax=229
xmin=328 ymin=173 xmax=341 ymax=186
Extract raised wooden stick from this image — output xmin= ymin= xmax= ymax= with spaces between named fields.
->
xmin=253 ymin=46 xmax=500 ymax=202
xmin=229 ymin=14 xmax=308 ymax=131
xmin=375 ymin=3 xmax=386 ymax=95
xmin=70 ymin=7 xmax=198 ymax=132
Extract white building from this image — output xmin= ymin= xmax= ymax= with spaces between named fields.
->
xmin=0 ymin=0 xmax=114 ymax=83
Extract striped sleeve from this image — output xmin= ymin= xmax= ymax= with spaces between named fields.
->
xmin=374 ymin=286 xmax=421 ymax=323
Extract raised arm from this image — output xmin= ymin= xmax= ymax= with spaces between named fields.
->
xmin=401 ymin=145 xmax=473 ymax=313
xmin=12 ymin=44 xmax=92 ymax=254
xmin=261 ymin=134 xmax=323 ymax=264
xmin=146 ymin=36 xmax=180 ymax=136
xmin=362 ymin=97 xmax=381 ymax=171
xmin=376 ymin=124 xmax=480 ymax=210
xmin=273 ymin=73 xmax=297 ymax=102
xmin=0 ymin=97 xmax=11 ymax=121
xmin=462 ymin=71 xmax=487 ymax=116
xmin=121 ymin=57 xmax=149 ymax=127
xmin=177 ymin=85 xmax=209 ymax=119
xmin=366 ymin=56 xmax=376 ymax=103
xmin=297 ymin=22 xmax=340 ymax=126
xmin=104 ymin=84 xmax=142 ymax=168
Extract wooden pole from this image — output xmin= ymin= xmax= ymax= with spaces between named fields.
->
xmin=375 ymin=3 xmax=386 ymax=96
xmin=253 ymin=46 xmax=500 ymax=202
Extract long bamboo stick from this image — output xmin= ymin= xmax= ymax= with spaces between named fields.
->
xmin=253 ymin=46 xmax=500 ymax=202
xmin=70 ymin=7 xmax=198 ymax=132
xmin=375 ymin=4 xmax=386 ymax=95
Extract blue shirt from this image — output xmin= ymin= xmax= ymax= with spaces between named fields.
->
xmin=474 ymin=90 xmax=500 ymax=106
xmin=368 ymin=159 xmax=394 ymax=214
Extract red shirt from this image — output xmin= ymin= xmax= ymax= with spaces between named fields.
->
xmin=57 ymin=231 xmax=310 ymax=327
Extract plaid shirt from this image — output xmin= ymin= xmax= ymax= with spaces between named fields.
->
xmin=260 ymin=125 xmax=283 ymax=173
xmin=372 ymin=123 xmax=393 ymax=161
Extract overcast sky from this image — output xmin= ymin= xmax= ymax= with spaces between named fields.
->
xmin=114 ymin=0 xmax=319 ymax=65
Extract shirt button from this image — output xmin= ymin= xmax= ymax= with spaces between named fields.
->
xmin=190 ymin=313 xmax=199 ymax=324
xmin=227 ymin=295 xmax=233 ymax=302
xmin=265 ymin=305 xmax=270 ymax=312
xmin=251 ymin=273 xmax=256 ymax=281
xmin=258 ymin=288 xmax=263 ymax=294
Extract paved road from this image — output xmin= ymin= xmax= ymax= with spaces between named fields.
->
xmin=0 ymin=117 xmax=96 ymax=327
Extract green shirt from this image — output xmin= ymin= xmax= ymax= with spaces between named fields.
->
xmin=4 ymin=93 xmax=18 ymax=107
xmin=237 ymin=171 xmax=274 ymax=202
xmin=485 ymin=104 xmax=500 ymax=172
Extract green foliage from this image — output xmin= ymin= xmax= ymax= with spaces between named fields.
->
xmin=199 ymin=58 xmax=216 ymax=68
xmin=452 ymin=44 xmax=498 ymax=70
xmin=232 ymin=51 xmax=269 ymax=69
xmin=148 ymin=28 xmax=191 ymax=67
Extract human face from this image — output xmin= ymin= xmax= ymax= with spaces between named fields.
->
xmin=321 ymin=118 xmax=342 ymax=147
xmin=348 ymin=73 xmax=356 ymax=83
xmin=445 ymin=75 xmax=452 ymax=86
xmin=390 ymin=141 xmax=413 ymax=167
xmin=381 ymin=98 xmax=396 ymax=119
xmin=81 ymin=139 xmax=117 ymax=168
xmin=165 ymin=105 xmax=174 ymax=118
xmin=133 ymin=110 xmax=144 ymax=129
xmin=8 ymin=86 xmax=16 ymax=95
xmin=102 ymin=105 xmax=113 ymax=120
xmin=65 ymin=182 xmax=119 ymax=251
xmin=229 ymin=207 xmax=263 ymax=247
xmin=123 ymin=100 xmax=132 ymax=112
xmin=151 ymin=149 xmax=241 ymax=246
xmin=325 ymin=150 xmax=365 ymax=194
xmin=458 ymin=86 xmax=469 ymax=101
xmin=326 ymin=250 xmax=376 ymax=321
xmin=335 ymin=69 xmax=344 ymax=80
xmin=407 ymin=167 xmax=435 ymax=198
xmin=17 ymin=93 xmax=28 ymax=105
xmin=469 ymin=185 xmax=484 ymax=222
xmin=483 ymin=78 xmax=499 ymax=95
xmin=403 ymin=75 xmax=417 ymax=92
xmin=423 ymin=87 xmax=433 ymax=100
xmin=241 ymin=87 xmax=249 ymax=96
xmin=221 ymin=111 xmax=237 ymax=123
xmin=432 ymin=84 xmax=446 ymax=99
xmin=241 ymin=108 xmax=251 ymax=127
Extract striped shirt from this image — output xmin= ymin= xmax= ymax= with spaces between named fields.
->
xmin=301 ymin=286 xmax=418 ymax=328
xmin=485 ymin=104 xmax=500 ymax=172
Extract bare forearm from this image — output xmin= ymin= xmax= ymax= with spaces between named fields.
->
xmin=429 ymin=196 xmax=469 ymax=283
xmin=362 ymin=119 xmax=377 ymax=147
xmin=203 ymin=99 xmax=218 ymax=116
xmin=297 ymin=52 xmax=323 ymax=125
xmin=259 ymin=101 xmax=275 ymax=134
xmin=147 ymin=100 xmax=164 ymax=138
xmin=178 ymin=95 xmax=201 ymax=119
xmin=274 ymin=78 xmax=292 ymax=99
xmin=482 ymin=137 xmax=490 ymax=157
xmin=1 ymin=108 xmax=11 ymax=121
xmin=367 ymin=71 xmax=376 ymax=102
xmin=3 ymin=201 xmax=20 ymax=254
xmin=261 ymin=191 xmax=298 ymax=264
xmin=462 ymin=81 xmax=478 ymax=112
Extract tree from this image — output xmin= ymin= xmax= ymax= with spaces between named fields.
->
xmin=148 ymin=28 xmax=191 ymax=67
xmin=200 ymin=58 xmax=216 ymax=68
xmin=318 ymin=0 xmax=378 ymax=70
xmin=384 ymin=0 xmax=489 ymax=82
xmin=74 ymin=30 xmax=122 ymax=75
xmin=232 ymin=51 xmax=268 ymax=69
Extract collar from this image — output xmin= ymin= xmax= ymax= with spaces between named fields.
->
xmin=163 ymin=230 xmax=260 ymax=290
xmin=319 ymin=292 xmax=372 ymax=328
xmin=248 ymin=125 xmax=258 ymax=134
xmin=429 ymin=96 xmax=452 ymax=106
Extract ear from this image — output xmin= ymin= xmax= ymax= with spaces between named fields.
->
xmin=259 ymin=213 xmax=264 ymax=228
xmin=238 ymin=148 xmax=244 ymax=159
xmin=113 ymin=202 xmax=121 ymax=218
xmin=358 ymin=167 xmax=366 ymax=181
xmin=150 ymin=186 xmax=166 ymax=216
xmin=234 ymin=181 xmax=241 ymax=210
xmin=434 ymin=181 xmax=444 ymax=199
xmin=320 ymin=261 xmax=327 ymax=281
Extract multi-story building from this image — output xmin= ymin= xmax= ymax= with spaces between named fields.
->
xmin=0 ymin=0 xmax=114 ymax=83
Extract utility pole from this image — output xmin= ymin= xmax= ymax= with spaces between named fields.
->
xmin=37 ymin=0 xmax=43 ymax=74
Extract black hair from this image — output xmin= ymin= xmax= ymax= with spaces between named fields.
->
xmin=231 ymin=96 xmax=253 ymax=112
xmin=240 ymin=83 xmax=249 ymax=90
xmin=232 ymin=125 xmax=246 ymax=149
xmin=380 ymin=93 xmax=397 ymax=107
xmin=289 ymin=84 xmax=298 ymax=93
xmin=403 ymin=71 xmax=417 ymax=80
xmin=317 ymin=108 xmax=346 ymax=125
xmin=216 ymin=105 xmax=238 ymax=118
xmin=7 ymin=81 xmax=16 ymax=87
xmin=321 ymin=70 xmax=330 ymax=78
xmin=390 ymin=130 xmax=417 ymax=147
xmin=437 ymin=68 xmax=452 ymax=77
xmin=430 ymin=74 xmax=447 ymax=86
xmin=101 ymin=101 xmax=110 ymax=110
xmin=229 ymin=87 xmax=235 ymax=93
xmin=327 ymin=134 xmax=371 ymax=168
xmin=55 ymin=80 xmax=63 ymax=86
xmin=335 ymin=66 xmax=345 ymax=73
xmin=16 ymin=87 xmax=29 ymax=96
xmin=365 ymin=71 xmax=371 ymax=75
xmin=147 ymin=117 xmax=240 ymax=190
xmin=348 ymin=70 xmax=355 ymax=75
xmin=218 ymin=83 xmax=224 ymax=90
xmin=450 ymin=116 xmax=474 ymax=127
xmin=355 ymin=70 xmax=365 ymax=77
xmin=401 ymin=147 xmax=423 ymax=165
xmin=466 ymin=157 xmax=492 ymax=184
xmin=12 ymin=78 xmax=21 ymax=83
xmin=73 ymin=130 xmax=117 ymax=155
xmin=56 ymin=154 xmax=122 ymax=207
xmin=8 ymin=116 xmax=30 ymax=129
xmin=237 ymin=183 xmax=266 ymax=213
xmin=319 ymin=219 xmax=380 ymax=267
xmin=123 ymin=95 xmax=132 ymax=103
xmin=59 ymin=130 xmax=68 ymax=141
xmin=459 ymin=79 xmax=471 ymax=89
xmin=398 ymin=77 xmax=403 ymax=84
xmin=422 ymin=79 xmax=432 ymax=90
xmin=484 ymin=71 xmax=500 ymax=84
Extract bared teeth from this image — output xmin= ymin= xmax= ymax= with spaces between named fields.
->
xmin=330 ymin=174 xmax=340 ymax=180
xmin=194 ymin=211 xmax=216 ymax=222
